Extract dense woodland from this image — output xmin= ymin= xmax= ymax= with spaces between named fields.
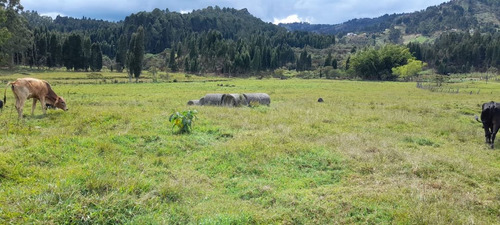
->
xmin=14 ymin=7 xmax=336 ymax=76
xmin=0 ymin=0 xmax=500 ymax=80
xmin=409 ymin=31 xmax=500 ymax=74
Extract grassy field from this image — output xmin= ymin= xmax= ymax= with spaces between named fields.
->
xmin=0 ymin=71 xmax=499 ymax=224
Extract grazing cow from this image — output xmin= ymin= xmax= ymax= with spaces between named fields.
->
xmin=3 ymin=78 xmax=68 ymax=118
xmin=0 ymin=94 xmax=4 ymax=111
xmin=476 ymin=101 xmax=500 ymax=149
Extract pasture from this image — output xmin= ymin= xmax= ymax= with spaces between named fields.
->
xmin=0 ymin=71 xmax=499 ymax=224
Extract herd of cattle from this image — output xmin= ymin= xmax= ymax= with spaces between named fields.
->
xmin=0 ymin=77 xmax=498 ymax=149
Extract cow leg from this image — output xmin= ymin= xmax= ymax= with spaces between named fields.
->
xmin=490 ymin=125 xmax=500 ymax=149
xmin=40 ymin=97 xmax=47 ymax=115
xmin=15 ymin=98 xmax=25 ymax=119
xmin=484 ymin=126 xmax=492 ymax=144
xmin=31 ymin=99 xmax=37 ymax=115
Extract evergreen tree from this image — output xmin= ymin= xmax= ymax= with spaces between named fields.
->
xmin=324 ymin=52 xmax=332 ymax=67
xmin=115 ymin=34 xmax=127 ymax=72
xmin=34 ymin=28 xmax=47 ymax=68
xmin=126 ymin=26 xmax=145 ymax=82
xmin=62 ymin=38 xmax=71 ymax=70
xmin=168 ymin=48 xmax=178 ymax=72
xmin=82 ymin=37 xmax=91 ymax=71
xmin=0 ymin=0 xmax=30 ymax=68
xmin=62 ymin=34 xmax=84 ymax=70
xmin=297 ymin=49 xmax=309 ymax=71
xmin=251 ymin=46 xmax=261 ymax=71
xmin=47 ymin=33 xmax=61 ymax=68
xmin=184 ymin=57 xmax=190 ymax=72
xmin=90 ymin=42 xmax=103 ymax=72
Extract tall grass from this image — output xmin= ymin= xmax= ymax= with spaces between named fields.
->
xmin=0 ymin=72 xmax=499 ymax=224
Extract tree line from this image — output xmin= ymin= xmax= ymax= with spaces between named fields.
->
xmin=1 ymin=1 xmax=500 ymax=81
xmin=8 ymin=7 xmax=335 ymax=78
xmin=408 ymin=30 xmax=500 ymax=74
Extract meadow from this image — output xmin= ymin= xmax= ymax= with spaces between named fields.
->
xmin=0 ymin=71 xmax=499 ymax=224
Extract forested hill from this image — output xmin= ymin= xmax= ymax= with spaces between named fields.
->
xmin=19 ymin=6 xmax=335 ymax=74
xmin=281 ymin=0 xmax=500 ymax=35
xmin=23 ymin=7 xmax=283 ymax=54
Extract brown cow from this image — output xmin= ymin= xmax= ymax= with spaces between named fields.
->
xmin=3 ymin=78 xmax=68 ymax=118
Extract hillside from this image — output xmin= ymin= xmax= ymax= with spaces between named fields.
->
xmin=6 ymin=2 xmax=500 ymax=77
xmin=20 ymin=7 xmax=335 ymax=74
xmin=281 ymin=0 xmax=500 ymax=35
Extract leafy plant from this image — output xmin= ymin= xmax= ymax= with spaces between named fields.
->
xmin=169 ymin=110 xmax=198 ymax=134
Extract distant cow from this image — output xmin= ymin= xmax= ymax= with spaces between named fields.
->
xmin=0 ymin=99 xmax=3 ymax=111
xmin=4 ymin=78 xmax=68 ymax=118
xmin=477 ymin=101 xmax=500 ymax=149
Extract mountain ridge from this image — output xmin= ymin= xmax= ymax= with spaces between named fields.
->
xmin=280 ymin=0 xmax=500 ymax=35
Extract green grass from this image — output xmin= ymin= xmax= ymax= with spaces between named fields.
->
xmin=0 ymin=71 xmax=499 ymax=224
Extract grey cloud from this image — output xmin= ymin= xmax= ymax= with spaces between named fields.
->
xmin=22 ymin=0 xmax=449 ymax=24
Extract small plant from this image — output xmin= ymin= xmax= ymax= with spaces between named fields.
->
xmin=169 ymin=110 xmax=197 ymax=134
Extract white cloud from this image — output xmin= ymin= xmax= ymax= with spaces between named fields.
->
xmin=40 ymin=12 xmax=66 ymax=19
xmin=273 ymin=14 xmax=311 ymax=24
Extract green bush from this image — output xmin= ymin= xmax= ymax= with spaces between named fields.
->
xmin=169 ymin=110 xmax=198 ymax=134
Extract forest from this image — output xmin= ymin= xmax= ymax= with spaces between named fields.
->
xmin=8 ymin=7 xmax=336 ymax=77
xmin=1 ymin=0 xmax=500 ymax=80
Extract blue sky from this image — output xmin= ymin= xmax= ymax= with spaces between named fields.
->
xmin=22 ymin=0 xmax=450 ymax=24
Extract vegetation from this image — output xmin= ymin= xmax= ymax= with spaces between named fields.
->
xmin=126 ymin=26 xmax=145 ymax=82
xmin=0 ymin=0 xmax=498 ymax=80
xmin=349 ymin=44 xmax=416 ymax=80
xmin=0 ymin=71 xmax=499 ymax=224
xmin=19 ymin=8 xmax=335 ymax=75
xmin=408 ymin=31 xmax=500 ymax=74
xmin=169 ymin=110 xmax=198 ymax=134
xmin=283 ymin=0 xmax=500 ymax=35
xmin=0 ymin=0 xmax=499 ymax=223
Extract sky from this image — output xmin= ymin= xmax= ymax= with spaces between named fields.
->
xmin=21 ymin=0 xmax=450 ymax=25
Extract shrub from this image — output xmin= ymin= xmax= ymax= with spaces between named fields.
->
xmin=169 ymin=110 xmax=198 ymax=134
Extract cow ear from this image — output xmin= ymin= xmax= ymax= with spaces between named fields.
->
xmin=55 ymin=97 xmax=60 ymax=104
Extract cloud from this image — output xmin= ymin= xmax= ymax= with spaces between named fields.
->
xmin=273 ymin=14 xmax=311 ymax=24
xmin=21 ymin=0 xmax=451 ymax=24
xmin=40 ymin=12 xmax=66 ymax=19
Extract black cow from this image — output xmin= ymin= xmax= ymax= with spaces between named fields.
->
xmin=477 ymin=101 xmax=500 ymax=149
xmin=0 ymin=95 xmax=4 ymax=111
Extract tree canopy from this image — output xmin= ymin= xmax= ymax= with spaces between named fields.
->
xmin=349 ymin=45 xmax=414 ymax=80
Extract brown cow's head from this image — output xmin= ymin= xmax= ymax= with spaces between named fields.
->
xmin=54 ymin=97 xmax=68 ymax=111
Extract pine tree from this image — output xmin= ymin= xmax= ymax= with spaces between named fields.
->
xmin=90 ymin=42 xmax=103 ymax=72
xmin=115 ymin=34 xmax=128 ymax=72
xmin=62 ymin=38 xmax=71 ymax=70
xmin=126 ymin=26 xmax=145 ymax=82
xmin=168 ymin=48 xmax=178 ymax=72
xmin=62 ymin=34 xmax=84 ymax=71
xmin=297 ymin=49 xmax=308 ymax=71
xmin=83 ymin=37 xmax=91 ymax=71
xmin=47 ymin=34 xmax=61 ymax=68
xmin=324 ymin=52 xmax=332 ymax=67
